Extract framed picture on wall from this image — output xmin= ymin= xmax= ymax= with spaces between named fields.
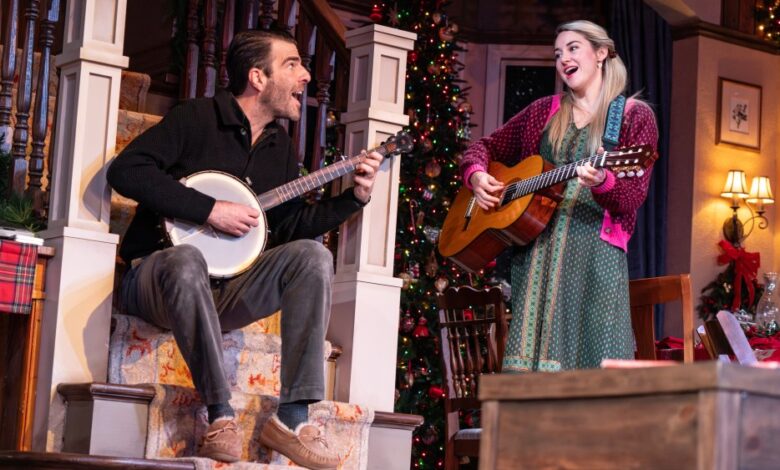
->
xmin=716 ymin=78 xmax=761 ymax=151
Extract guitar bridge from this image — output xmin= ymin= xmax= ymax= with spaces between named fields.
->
xmin=463 ymin=197 xmax=476 ymax=230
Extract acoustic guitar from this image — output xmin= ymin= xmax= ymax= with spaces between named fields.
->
xmin=438 ymin=145 xmax=657 ymax=273
xmin=164 ymin=131 xmax=413 ymax=278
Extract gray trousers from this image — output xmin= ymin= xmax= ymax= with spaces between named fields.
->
xmin=118 ymin=239 xmax=333 ymax=405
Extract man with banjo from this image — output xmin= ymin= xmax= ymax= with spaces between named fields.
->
xmin=107 ymin=29 xmax=383 ymax=468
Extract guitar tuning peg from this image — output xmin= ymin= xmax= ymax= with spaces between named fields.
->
xmin=627 ymin=170 xmax=635 ymax=177
xmin=617 ymin=171 xmax=626 ymax=178
xmin=636 ymin=169 xmax=645 ymax=177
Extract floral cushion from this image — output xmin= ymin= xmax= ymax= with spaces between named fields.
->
xmin=109 ymin=314 xmax=323 ymax=396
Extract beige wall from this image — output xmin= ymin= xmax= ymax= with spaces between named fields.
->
xmin=667 ymin=35 xmax=779 ymax=336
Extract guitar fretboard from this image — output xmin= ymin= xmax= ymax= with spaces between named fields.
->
xmin=255 ymin=140 xmax=401 ymax=210
xmin=500 ymin=148 xmax=643 ymax=206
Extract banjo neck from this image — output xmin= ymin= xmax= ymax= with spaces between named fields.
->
xmin=255 ymin=140 xmax=399 ymax=210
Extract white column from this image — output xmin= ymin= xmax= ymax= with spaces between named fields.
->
xmin=329 ymin=25 xmax=416 ymax=412
xmin=33 ymin=0 xmax=128 ymax=450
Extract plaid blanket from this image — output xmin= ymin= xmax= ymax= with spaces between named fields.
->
xmin=0 ymin=240 xmax=38 ymax=314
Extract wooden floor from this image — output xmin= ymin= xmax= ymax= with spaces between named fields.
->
xmin=0 ymin=451 xmax=195 ymax=469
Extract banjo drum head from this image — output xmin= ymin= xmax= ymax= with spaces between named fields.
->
xmin=165 ymin=172 xmax=267 ymax=278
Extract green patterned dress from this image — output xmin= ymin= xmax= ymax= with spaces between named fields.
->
xmin=502 ymin=124 xmax=634 ymax=373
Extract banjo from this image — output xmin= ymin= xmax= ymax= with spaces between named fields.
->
xmin=164 ymin=131 xmax=413 ymax=278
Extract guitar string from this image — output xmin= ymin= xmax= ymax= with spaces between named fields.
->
xmin=499 ymin=148 xmax=641 ymax=206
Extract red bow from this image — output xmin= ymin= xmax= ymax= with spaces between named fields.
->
xmin=717 ymin=240 xmax=760 ymax=311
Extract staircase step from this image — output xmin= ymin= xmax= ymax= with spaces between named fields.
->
xmin=54 ymin=383 xmax=373 ymax=470
xmin=108 ymin=314 xmax=332 ymax=397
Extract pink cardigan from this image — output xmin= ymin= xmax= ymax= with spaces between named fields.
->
xmin=461 ymin=94 xmax=658 ymax=251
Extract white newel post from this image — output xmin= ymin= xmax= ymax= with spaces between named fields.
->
xmin=33 ymin=0 xmax=128 ymax=450
xmin=329 ymin=25 xmax=416 ymax=413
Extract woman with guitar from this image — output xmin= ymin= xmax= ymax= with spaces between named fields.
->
xmin=460 ymin=20 xmax=658 ymax=373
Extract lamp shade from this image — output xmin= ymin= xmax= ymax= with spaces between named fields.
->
xmin=747 ymin=176 xmax=774 ymax=205
xmin=721 ymin=170 xmax=749 ymax=198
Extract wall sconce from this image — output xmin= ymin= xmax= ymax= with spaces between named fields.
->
xmin=720 ymin=170 xmax=774 ymax=246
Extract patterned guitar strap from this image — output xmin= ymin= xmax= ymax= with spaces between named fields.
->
xmin=602 ymin=94 xmax=626 ymax=151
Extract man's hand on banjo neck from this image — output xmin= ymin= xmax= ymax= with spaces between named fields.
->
xmin=205 ymin=150 xmax=383 ymax=237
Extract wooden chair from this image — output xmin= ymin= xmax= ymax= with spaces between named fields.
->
xmin=629 ymin=274 xmax=694 ymax=363
xmin=436 ymin=286 xmax=507 ymax=470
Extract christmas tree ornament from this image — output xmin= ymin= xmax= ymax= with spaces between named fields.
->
xmin=413 ymin=316 xmax=430 ymax=337
xmin=325 ymin=110 xmax=337 ymax=128
xmin=369 ymin=3 xmax=383 ymax=22
xmin=428 ymin=385 xmax=445 ymax=400
xmin=416 ymin=211 xmax=425 ymax=227
xmin=405 ymin=362 xmax=415 ymax=387
xmin=425 ymin=159 xmax=442 ymax=178
xmin=425 ymin=251 xmax=439 ymax=277
xmin=421 ymin=137 xmax=434 ymax=153
xmin=434 ymin=276 xmax=449 ymax=293
xmin=401 ymin=312 xmax=416 ymax=333
xmin=441 ymin=196 xmax=451 ymax=207
xmin=438 ymin=25 xmax=455 ymax=42
xmin=431 ymin=11 xmax=443 ymax=24
xmin=410 ymin=262 xmax=420 ymax=278
xmin=421 ymin=425 xmax=440 ymax=445
xmin=422 ymin=225 xmax=440 ymax=243
xmin=409 ymin=50 xmax=418 ymax=63
xmin=460 ymin=101 xmax=472 ymax=114
xmin=399 ymin=272 xmax=413 ymax=290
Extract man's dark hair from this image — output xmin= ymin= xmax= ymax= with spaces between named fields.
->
xmin=226 ymin=29 xmax=297 ymax=95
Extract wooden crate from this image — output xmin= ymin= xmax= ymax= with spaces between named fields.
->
xmin=479 ymin=362 xmax=780 ymax=470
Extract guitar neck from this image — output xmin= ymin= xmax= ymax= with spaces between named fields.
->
xmin=502 ymin=153 xmax=608 ymax=205
xmin=256 ymin=139 xmax=400 ymax=210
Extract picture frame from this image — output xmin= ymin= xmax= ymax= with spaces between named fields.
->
xmin=716 ymin=78 xmax=762 ymax=151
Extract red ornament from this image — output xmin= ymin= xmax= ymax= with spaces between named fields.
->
xmin=485 ymin=259 xmax=497 ymax=269
xmin=409 ymin=51 xmax=418 ymax=63
xmin=463 ymin=309 xmax=474 ymax=321
xmin=369 ymin=4 xmax=383 ymax=23
xmin=413 ymin=316 xmax=430 ymax=337
xmin=428 ymin=385 xmax=445 ymax=400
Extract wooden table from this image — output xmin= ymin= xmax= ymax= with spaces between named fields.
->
xmin=479 ymin=362 xmax=780 ymax=470
xmin=0 ymin=246 xmax=55 ymax=450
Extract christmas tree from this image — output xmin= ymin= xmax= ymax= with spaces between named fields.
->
xmin=373 ymin=2 xmax=499 ymax=468
xmin=756 ymin=1 xmax=780 ymax=45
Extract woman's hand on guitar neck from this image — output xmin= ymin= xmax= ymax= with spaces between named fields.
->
xmin=207 ymin=200 xmax=260 ymax=237
xmin=469 ymin=171 xmax=505 ymax=210
xmin=576 ymin=161 xmax=607 ymax=188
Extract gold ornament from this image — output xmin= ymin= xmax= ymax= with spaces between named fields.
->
xmin=425 ymin=160 xmax=442 ymax=178
xmin=434 ymin=276 xmax=449 ymax=293
xmin=325 ymin=110 xmax=338 ymax=128
xmin=432 ymin=11 xmax=443 ymax=24
xmin=399 ymin=272 xmax=413 ymax=290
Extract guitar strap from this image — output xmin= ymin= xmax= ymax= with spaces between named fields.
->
xmin=602 ymin=95 xmax=626 ymax=151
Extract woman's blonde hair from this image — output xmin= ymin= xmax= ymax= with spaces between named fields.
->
xmin=547 ymin=20 xmax=628 ymax=157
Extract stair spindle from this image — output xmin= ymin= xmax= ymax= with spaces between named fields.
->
xmin=292 ymin=14 xmax=315 ymax=167
xmin=10 ymin=0 xmax=40 ymax=196
xmin=311 ymin=33 xmax=334 ymax=173
xmin=218 ymin=0 xmax=235 ymax=90
xmin=181 ymin=0 xmax=199 ymax=100
xmin=0 ymin=0 xmax=20 ymax=157
xmin=259 ymin=0 xmax=275 ymax=30
xmin=197 ymin=0 xmax=217 ymax=98
xmin=27 ymin=0 xmax=59 ymax=216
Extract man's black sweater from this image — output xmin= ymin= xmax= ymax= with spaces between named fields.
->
xmin=107 ymin=90 xmax=365 ymax=264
